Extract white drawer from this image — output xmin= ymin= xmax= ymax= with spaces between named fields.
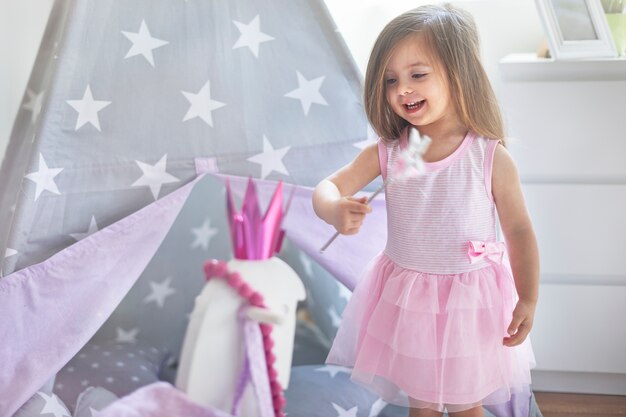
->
xmin=532 ymin=283 xmax=626 ymax=374
xmin=522 ymin=184 xmax=626 ymax=278
xmin=501 ymin=81 xmax=626 ymax=179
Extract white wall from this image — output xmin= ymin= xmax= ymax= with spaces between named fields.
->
xmin=324 ymin=0 xmax=544 ymax=96
xmin=0 ymin=0 xmax=54 ymax=160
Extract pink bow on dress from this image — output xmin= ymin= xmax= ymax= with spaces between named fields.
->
xmin=467 ymin=241 xmax=506 ymax=264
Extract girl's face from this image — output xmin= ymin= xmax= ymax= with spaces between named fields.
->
xmin=384 ymin=35 xmax=456 ymax=130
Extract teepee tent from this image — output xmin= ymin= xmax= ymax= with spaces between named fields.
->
xmin=0 ymin=1 xmax=541 ymax=416
xmin=0 ymin=0 xmax=380 ymax=413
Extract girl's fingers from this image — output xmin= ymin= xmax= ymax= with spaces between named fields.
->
xmin=347 ymin=201 xmax=371 ymax=214
xmin=348 ymin=196 xmax=368 ymax=204
xmin=346 ymin=196 xmax=372 ymax=212
xmin=503 ymin=322 xmax=530 ymax=346
xmin=507 ymin=313 xmax=525 ymax=336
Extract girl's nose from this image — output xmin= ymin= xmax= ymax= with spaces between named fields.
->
xmin=398 ymin=81 xmax=413 ymax=96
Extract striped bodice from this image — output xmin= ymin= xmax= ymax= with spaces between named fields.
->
xmin=379 ymin=129 xmax=499 ymax=274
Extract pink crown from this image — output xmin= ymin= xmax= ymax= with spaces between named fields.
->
xmin=226 ymin=178 xmax=286 ymax=260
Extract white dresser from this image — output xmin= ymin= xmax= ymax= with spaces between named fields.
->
xmin=499 ymin=54 xmax=626 ymax=395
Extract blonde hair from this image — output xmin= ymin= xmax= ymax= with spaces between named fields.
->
xmin=364 ymin=4 xmax=506 ymax=145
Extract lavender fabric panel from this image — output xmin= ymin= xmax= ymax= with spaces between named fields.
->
xmin=242 ymin=317 xmax=274 ymax=417
xmin=0 ymin=175 xmax=203 ymax=417
xmin=483 ymin=389 xmax=532 ymax=417
xmin=97 ymin=382 xmax=232 ymax=417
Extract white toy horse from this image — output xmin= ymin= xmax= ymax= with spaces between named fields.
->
xmin=176 ymin=180 xmax=305 ymax=417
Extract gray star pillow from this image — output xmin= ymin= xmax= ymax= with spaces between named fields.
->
xmin=74 ymin=387 xmax=119 ymax=417
xmin=285 ymin=365 xmax=385 ymax=417
xmin=13 ymin=391 xmax=71 ymax=417
xmin=53 ymin=340 xmax=169 ymax=413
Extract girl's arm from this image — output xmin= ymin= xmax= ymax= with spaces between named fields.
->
xmin=492 ymin=143 xmax=540 ymax=347
xmin=313 ymin=142 xmax=381 ymax=235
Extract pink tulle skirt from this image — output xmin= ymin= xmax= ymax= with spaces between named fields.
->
xmin=326 ymin=252 xmax=535 ymax=413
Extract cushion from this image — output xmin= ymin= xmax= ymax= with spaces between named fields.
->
xmin=284 ymin=365 xmax=385 ymax=417
xmin=53 ymin=340 xmax=170 ymax=412
xmin=13 ymin=391 xmax=71 ymax=417
xmin=74 ymin=386 xmax=119 ymax=417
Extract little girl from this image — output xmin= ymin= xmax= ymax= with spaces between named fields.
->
xmin=313 ymin=4 xmax=539 ymax=417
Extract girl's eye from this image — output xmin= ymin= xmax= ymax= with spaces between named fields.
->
xmin=385 ymin=78 xmax=397 ymax=85
xmin=412 ymin=73 xmax=426 ymax=79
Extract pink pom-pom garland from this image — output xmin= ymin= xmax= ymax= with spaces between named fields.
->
xmin=204 ymin=259 xmax=285 ymax=417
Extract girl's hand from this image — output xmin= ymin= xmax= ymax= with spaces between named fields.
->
xmin=330 ymin=196 xmax=372 ymax=235
xmin=503 ymin=300 xmax=536 ymax=347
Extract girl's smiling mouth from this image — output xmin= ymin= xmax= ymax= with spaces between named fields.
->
xmin=405 ymin=100 xmax=426 ymax=113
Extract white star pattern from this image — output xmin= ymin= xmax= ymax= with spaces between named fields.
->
xmin=115 ymin=327 xmax=139 ymax=344
xmin=284 ymin=71 xmax=328 ymax=116
xmin=298 ymin=252 xmax=313 ymax=277
xmin=24 ymin=153 xmax=63 ymax=201
xmin=190 ymin=218 xmax=218 ymax=250
xmin=37 ymin=392 xmax=70 ymax=417
xmin=332 ymin=403 xmax=358 ymax=417
xmin=4 ymin=248 xmax=18 ymax=258
xmin=22 ymin=88 xmax=45 ymax=124
xmin=232 ymin=15 xmax=275 ymax=58
xmin=247 ymin=135 xmax=291 ymax=179
xmin=144 ymin=277 xmax=177 ymax=308
xmin=66 ymin=85 xmax=111 ymax=131
xmin=181 ymin=80 xmax=226 ymax=127
xmin=121 ymin=19 xmax=169 ymax=67
xmin=132 ymin=154 xmax=179 ymax=200
xmin=328 ymin=306 xmax=341 ymax=328
xmin=315 ymin=365 xmax=350 ymax=378
xmin=70 ymin=216 xmax=100 ymax=241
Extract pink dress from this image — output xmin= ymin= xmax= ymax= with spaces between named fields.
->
xmin=326 ymin=129 xmax=536 ymax=413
